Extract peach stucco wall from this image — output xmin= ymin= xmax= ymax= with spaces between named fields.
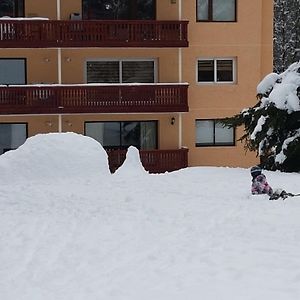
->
xmin=0 ymin=0 xmax=273 ymax=169
xmin=181 ymin=0 xmax=273 ymax=167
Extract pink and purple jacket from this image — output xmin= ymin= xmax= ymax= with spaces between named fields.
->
xmin=251 ymin=174 xmax=273 ymax=196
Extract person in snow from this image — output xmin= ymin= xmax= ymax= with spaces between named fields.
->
xmin=250 ymin=166 xmax=273 ymax=196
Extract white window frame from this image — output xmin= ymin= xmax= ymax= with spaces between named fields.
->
xmin=85 ymin=58 xmax=158 ymax=83
xmin=196 ymin=57 xmax=236 ymax=84
xmin=195 ymin=119 xmax=235 ymax=147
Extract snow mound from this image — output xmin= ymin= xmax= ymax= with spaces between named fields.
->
xmin=114 ymin=146 xmax=148 ymax=176
xmin=0 ymin=133 xmax=110 ymax=183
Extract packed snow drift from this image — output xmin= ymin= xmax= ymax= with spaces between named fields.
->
xmin=1 ymin=133 xmax=300 ymax=300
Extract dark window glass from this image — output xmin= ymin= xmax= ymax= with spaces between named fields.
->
xmin=121 ymin=121 xmax=140 ymax=148
xmin=87 ymin=61 xmax=119 ymax=83
xmin=0 ymin=0 xmax=24 ymax=17
xmin=197 ymin=0 xmax=209 ymax=20
xmin=212 ymin=0 xmax=235 ymax=21
xmin=0 ymin=123 xmax=27 ymax=154
xmin=196 ymin=119 xmax=234 ymax=146
xmin=82 ymin=0 xmax=155 ymax=20
xmin=217 ymin=60 xmax=233 ymax=82
xmin=122 ymin=61 xmax=154 ymax=83
xmin=0 ymin=59 xmax=26 ymax=84
xmin=215 ymin=121 xmax=234 ymax=144
xmin=85 ymin=121 xmax=157 ymax=150
xmin=197 ymin=59 xmax=234 ymax=83
xmin=86 ymin=60 xmax=155 ymax=83
xmin=197 ymin=60 xmax=214 ymax=82
xmin=197 ymin=0 xmax=236 ymax=22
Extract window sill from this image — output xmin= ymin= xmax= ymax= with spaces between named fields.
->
xmin=196 ymin=20 xmax=237 ymax=23
xmin=196 ymin=81 xmax=237 ymax=86
xmin=195 ymin=144 xmax=235 ymax=147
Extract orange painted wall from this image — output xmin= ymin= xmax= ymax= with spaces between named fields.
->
xmin=181 ymin=0 xmax=273 ymax=167
xmin=0 ymin=0 xmax=273 ymax=169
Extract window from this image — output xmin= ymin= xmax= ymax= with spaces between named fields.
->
xmin=82 ymin=0 xmax=155 ymax=20
xmin=197 ymin=58 xmax=235 ymax=83
xmin=196 ymin=119 xmax=234 ymax=146
xmin=197 ymin=0 xmax=236 ymax=22
xmin=0 ymin=58 xmax=26 ymax=84
xmin=0 ymin=123 xmax=27 ymax=154
xmin=0 ymin=0 xmax=24 ymax=17
xmin=86 ymin=60 xmax=156 ymax=83
xmin=85 ymin=121 xmax=157 ymax=150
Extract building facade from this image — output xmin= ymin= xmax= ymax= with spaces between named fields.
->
xmin=0 ymin=0 xmax=273 ymax=172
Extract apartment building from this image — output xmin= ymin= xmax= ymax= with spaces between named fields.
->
xmin=0 ymin=0 xmax=273 ymax=172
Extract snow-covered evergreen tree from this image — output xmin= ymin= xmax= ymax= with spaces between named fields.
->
xmin=274 ymin=0 xmax=300 ymax=72
xmin=223 ymin=62 xmax=300 ymax=172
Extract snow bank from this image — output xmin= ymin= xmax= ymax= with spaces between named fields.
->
xmin=1 ymin=165 xmax=300 ymax=300
xmin=0 ymin=132 xmax=110 ymax=183
xmin=1 ymin=133 xmax=300 ymax=300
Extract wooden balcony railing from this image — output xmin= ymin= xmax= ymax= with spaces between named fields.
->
xmin=0 ymin=83 xmax=188 ymax=114
xmin=106 ymin=148 xmax=189 ymax=173
xmin=0 ymin=20 xmax=188 ymax=48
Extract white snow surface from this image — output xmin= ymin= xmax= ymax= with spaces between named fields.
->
xmin=1 ymin=133 xmax=300 ymax=300
xmin=0 ymin=17 xmax=49 ymax=20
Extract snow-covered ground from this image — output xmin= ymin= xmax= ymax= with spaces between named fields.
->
xmin=1 ymin=133 xmax=300 ymax=300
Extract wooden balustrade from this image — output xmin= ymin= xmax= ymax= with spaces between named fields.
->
xmin=106 ymin=148 xmax=189 ymax=173
xmin=0 ymin=84 xmax=188 ymax=114
xmin=0 ymin=20 xmax=188 ymax=48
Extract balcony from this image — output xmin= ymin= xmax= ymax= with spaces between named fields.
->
xmin=107 ymin=148 xmax=189 ymax=173
xmin=0 ymin=83 xmax=188 ymax=115
xmin=0 ymin=20 xmax=188 ymax=48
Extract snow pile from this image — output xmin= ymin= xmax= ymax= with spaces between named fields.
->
xmin=258 ymin=61 xmax=300 ymax=113
xmin=1 ymin=133 xmax=300 ymax=300
xmin=114 ymin=146 xmax=148 ymax=177
xmin=0 ymin=132 xmax=110 ymax=183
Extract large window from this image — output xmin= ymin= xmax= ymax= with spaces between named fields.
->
xmin=196 ymin=119 xmax=234 ymax=146
xmin=85 ymin=121 xmax=157 ymax=150
xmin=197 ymin=0 xmax=236 ymax=22
xmin=0 ymin=0 xmax=24 ymax=17
xmin=0 ymin=58 xmax=26 ymax=85
xmin=82 ymin=0 xmax=155 ymax=20
xmin=197 ymin=58 xmax=235 ymax=83
xmin=86 ymin=59 xmax=156 ymax=83
xmin=0 ymin=123 xmax=27 ymax=154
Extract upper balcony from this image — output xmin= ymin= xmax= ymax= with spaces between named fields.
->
xmin=0 ymin=19 xmax=188 ymax=48
xmin=0 ymin=83 xmax=188 ymax=115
